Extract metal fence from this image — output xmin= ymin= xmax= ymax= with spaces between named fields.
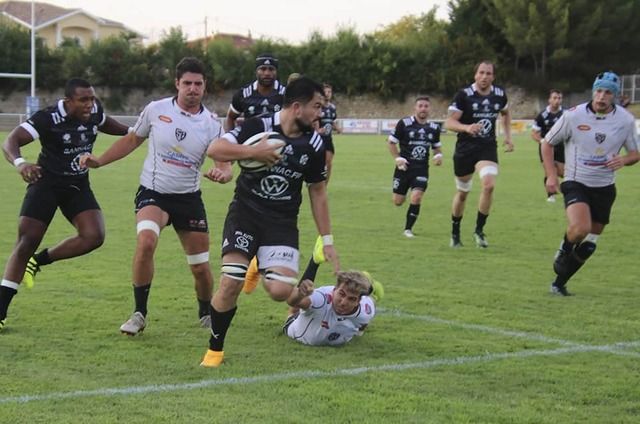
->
xmin=621 ymin=74 xmax=640 ymax=104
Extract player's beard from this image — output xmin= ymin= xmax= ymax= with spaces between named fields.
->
xmin=295 ymin=117 xmax=313 ymax=133
xmin=258 ymin=76 xmax=274 ymax=88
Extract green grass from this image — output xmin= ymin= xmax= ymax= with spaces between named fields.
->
xmin=1 ymin=132 xmax=639 ymax=423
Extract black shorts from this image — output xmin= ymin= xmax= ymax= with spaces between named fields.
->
xmin=134 ymin=186 xmax=208 ymax=232
xmin=221 ymin=199 xmax=298 ymax=259
xmin=538 ymin=143 xmax=565 ymax=164
xmin=561 ymin=181 xmax=616 ymax=225
xmin=453 ymin=144 xmax=498 ymax=177
xmin=322 ymin=136 xmax=335 ymax=153
xmin=20 ymin=174 xmax=100 ymax=225
xmin=392 ymin=167 xmax=428 ymax=195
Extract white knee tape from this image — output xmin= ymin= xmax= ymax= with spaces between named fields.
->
xmin=221 ymin=263 xmax=248 ymax=281
xmin=187 ymin=252 xmax=209 ymax=265
xmin=1 ymin=279 xmax=19 ymax=290
xmin=479 ymin=165 xmax=499 ymax=179
xmin=264 ymin=270 xmax=298 ymax=286
xmin=137 ymin=220 xmax=160 ymax=236
xmin=455 ymin=177 xmax=473 ymax=192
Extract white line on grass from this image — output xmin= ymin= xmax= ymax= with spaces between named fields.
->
xmin=378 ymin=308 xmax=640 ymax=359
xmin=1 ymin=341 xmax=639 ymax=405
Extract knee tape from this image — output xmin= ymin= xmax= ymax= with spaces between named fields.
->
xmin=455 ymin=177 xmax=472 ymax=192
xmin=187 ymin=252 xmax=209 ymax=265
xmin=479 ymin=165 xmax=499 ymax=179
xmin=137 ymin=220 xmax=160 ymax=236
xmin=221 ymin=263 xmax=248 ymax=281
xmin=264 ymin=270 xmax=298 ymax=286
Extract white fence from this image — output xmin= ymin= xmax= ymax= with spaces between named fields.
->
xmin=621 ymin=74 xmax=640 ymax=104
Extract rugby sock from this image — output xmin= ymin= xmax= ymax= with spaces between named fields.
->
xmin=554 ymin=236 xmax=598 ymax=286
xmin=209 ymin=306 xmax=237 ymax=351
xmin=561 ymin=234 xmax=575 ymax=253
xmin=475 ymin=211 xmax=488 ymax=234
xmin=133 ymin=283 xmax=151 ymax=316
xmin=0 ymin=281 xmax=19 ymax=320
xmin=198 ymin=298 xmax=211 ymax=319
xmin=451 ymin=215 xmax=462 ymax=236
xmin=34 ymin=248 xmax=53 ymax=266
xmin=301 ymin=258 xmax=319 ymax=282
xmin=405 ymin=204 xmax=420 ymax=231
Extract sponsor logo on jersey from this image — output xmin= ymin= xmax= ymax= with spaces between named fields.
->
xmin=577 ymin=124 xmax=591 ymax=131
xmin=63 ymin=133 xmax=71 ymax=144
xmin=175 ymin=128 xmax=187 ymax=142
xmin=411 ymin=146 xmax=427 ymax=160
xmin=260 ymin=175 xmax=289 ymax=197
xmin=328 ymin=333 xmax=340 ymax=341
xmin=274 ymin=104 xmax=281 ymax=112
xmin=299 ymin=154 xmax=309 ymax=166
xmin=188 ymin=219 xmax=207 ymax=230
xmin=235 ymin=235 xmax=250 ymax=249
xmin=478 ymin=119 xmax=493 ymax=136
xmin=159 ymin=115 xmax=173 ymax=123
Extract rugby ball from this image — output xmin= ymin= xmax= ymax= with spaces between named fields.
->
xmin=238 ymin=131 xmax=286 ymax=172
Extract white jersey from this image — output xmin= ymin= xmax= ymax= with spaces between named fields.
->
xmin=286 ymin=286 xmax=375 ymax=346
xmin=132 ymin=97 xmax=222 ymax=194
xmin=544 ymin=102 xmax=638 ymax=187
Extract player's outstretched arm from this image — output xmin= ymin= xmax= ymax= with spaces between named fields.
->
xmin=99 ymin=116 xmax=129 ymax=136
xmin=308 ymin=182 xmax=339 ymax=273
xmin=286 ymin=279 xmax=314 ymax=309
xmin=80 ymin=132 xmax=145 ymax=169
xmin=204 ymin=160 xmax=233 ymax=183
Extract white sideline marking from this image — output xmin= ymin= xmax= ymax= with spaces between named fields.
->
xmin=378 ymin=308 xmax=640 ymax=358
xmin=1 ymin=341 xmax=639 ymax=405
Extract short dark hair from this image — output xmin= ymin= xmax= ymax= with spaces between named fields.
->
xmin=322 ymin=82 xmax=332 ymax=90
xmin=64 ymin=78 xmax=92 ymax=98
xmin=175 ymin=57 xmax=206 ymax=80
xmin=283 ymin=76 xmax=324 ymax=107
xmin=549 ymin=89 xmax=562 ymax=96
xmin=415 ymin=95 xmax=430 ymax=103
xmin=474 ymin=60 xmax=496 ymax=74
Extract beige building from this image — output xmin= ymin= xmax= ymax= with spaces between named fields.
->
xmin=0 ymin=1 xmax=143 ymax=47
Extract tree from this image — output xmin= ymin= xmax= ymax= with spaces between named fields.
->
xmin=488 ymin=0 xmax=569 ymax=78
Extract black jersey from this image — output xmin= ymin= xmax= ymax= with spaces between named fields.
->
xmin=389 ymin=117 xmax=441 ymax=170
xmin=319 ymin=103 xmax=338 ymax=138
xmin=449 ymin=84 xmax=508 ymax=153
xmin=20 ymin=99 xmax=106 ymax=178
xmin=230 ymin=80 xmax=286 ymax=119
xmin=223 ymin=112 xmax=326 ymax=219
xmin=533 ymin=107 xmax=563 ymax=138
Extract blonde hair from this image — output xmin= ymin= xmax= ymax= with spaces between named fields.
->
xmin=335 ymin=271 xmax=371 ymax=296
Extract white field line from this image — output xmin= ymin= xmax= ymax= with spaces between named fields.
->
xmin=1 ymin=341 xmax=639 ymax=405
xmin=378 ymin=308 xmax=640 ymax=358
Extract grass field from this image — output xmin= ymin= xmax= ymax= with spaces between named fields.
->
xmin=1 ymin=132 xmax=639 ymax=423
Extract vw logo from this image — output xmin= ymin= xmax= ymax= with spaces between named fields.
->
xmin=477 ymin=119 xmax=493 ymax=136
xmin=260 ymin=175 xmax=289 ymax=197
xmin=411 ymin=146 xmax=427 ymax=160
